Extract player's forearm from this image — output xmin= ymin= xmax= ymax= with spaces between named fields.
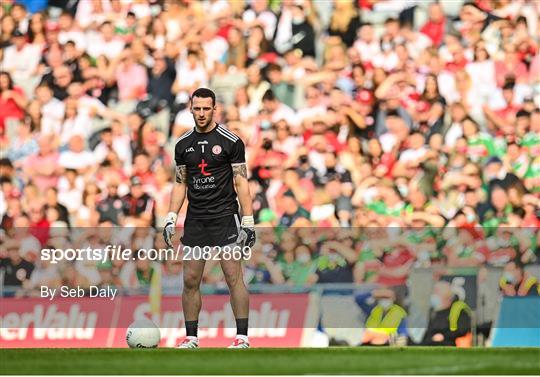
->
xmin=235 ymin=178 xmax=253 ymax=216
xmin=232 ymin=163 xmax=253 ymax=216
xmin=167 ymin=182 xmax=187 ymax=214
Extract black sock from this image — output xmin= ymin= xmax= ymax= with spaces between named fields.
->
xmin=236 ymin=318 xmax=248 ymax=336
xmin=185 ymin=320 xmax=198 ymax=337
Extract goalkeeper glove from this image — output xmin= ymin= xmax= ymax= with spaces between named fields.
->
xmin=237 ymin=215 xmax=256 ymax=248
xmin=163 ymin=212 xmax=177 ymax=249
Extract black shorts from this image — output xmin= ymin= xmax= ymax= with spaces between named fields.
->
xmin=181 ymin=213 xmax=241 ymax=247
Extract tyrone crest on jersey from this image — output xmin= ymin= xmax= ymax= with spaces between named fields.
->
xmin=212 ymin=145 xmax=222 ymax=155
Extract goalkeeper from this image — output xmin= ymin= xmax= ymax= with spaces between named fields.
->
xmin=164 ymin=88 xmax=255 ymax=349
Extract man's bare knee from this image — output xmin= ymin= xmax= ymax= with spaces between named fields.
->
xmin=222 ymin=264 xmax=244 ymax=288
xmin=183 ymin=273 xmax=202 ymax=291
xmin=223 ymin=271 xmax=242 ymax=287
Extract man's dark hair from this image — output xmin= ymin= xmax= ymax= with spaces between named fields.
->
xmin=262 ymin=89 xmax=276 ymax=102
xmin=516 ymin=110 xmax=530 ymax=118
xmin=0 ymin=158 xmax=13 ymax=168
xmin=502 ymin=81 xmax=515 ymax=91
xmin=36 ymin=82 xmax=52 ymax=91
xmin=11 ymin=3 xmax=26 ymax=11
xmin=386 ymin=109 xmax=401 ymax=118
xmin=191 ymin=88 xmax=216 ymax=106
xmin=266 ymin=63 xmax=282 ymax=73
xmin=512 ymin=207 xmax=525 ymax=218
xmin=134 ymin=151 xmax=150 ymax=159
xmin=352 ymin=63 xmax=365 ymax=75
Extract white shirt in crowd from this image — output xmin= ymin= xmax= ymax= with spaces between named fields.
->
xmin=85 ymin=31 xmax=125 ymax=59
xmin=296 ymin=104 xmax=327 ymax=125
xmin=270 ymin=103 xmax=299 ymax=127
xmin=58 ymin=149 xmax=95 ymax=170
xmin=75 ymin=0 xmax=112 ymax=29
xmin=399 ymin=146 xmax=428 ymax=164
xmin=202 ymin=36 xmax=229 ymax=68
xmin=40 ymin=98 xmax=66 ymax=135
xmin=57 ymin=175 xmax=84 ymax=213
xmin=354 ymin=40 xmax=380 ymax=63
xmin=59 ymin=115 xmax=92 ymax=146
xmin=174 ymin=108 xmax=196 ymax=130
xmin=1 ymin=44 xmax=41 ymax=82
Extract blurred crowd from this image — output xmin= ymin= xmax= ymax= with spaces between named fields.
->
xmin=0 ymin=0 xmax=539 ymax=293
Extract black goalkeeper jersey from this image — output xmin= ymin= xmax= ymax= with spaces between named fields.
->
xmin=174 ymin=123 xmax=246 ymax=219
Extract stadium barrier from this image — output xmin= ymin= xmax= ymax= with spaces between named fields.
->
xmin=2 ymin=265 xmax=539 ymax=348
xmin=0 ymin=293 xmax=315 ymax=348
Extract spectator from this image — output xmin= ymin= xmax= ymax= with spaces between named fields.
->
xmin=0 ymin=239 xmax=34 ymax=289
xmin=95 ymin=261 xmax=123 ymax=289
xmin=58 ymin=134 xmax=95 ymax=171
xmin=420 ymin=2 xmax=446 ymax=47
xmin=35 ymin=83 xmax=64 ymax=135
xmin=356 ymin=288 xmax=408 ymax=346
xmin=278 ymin=190 xmax=310 ymax=228
xmin=0 ymin=15 xmax=16 ymax=49
xmin=499 ymin=261 xmax=539 ymax=296
xmin=1 ymin=30 xmax=41 ymax=93
xmin=6 ymin=120 xmax=38 ymax=167
xmin=113 ymin=47 xmax=148 ymax=106
xmin=23 ymin=134 xmax=60 ymax=190
xmin=146 ymin=50 xmax=176 ymax=107
xmin=121 ymin=176 xmax=154 ymax=227
xmin=0 ymin=71 xmax=27 ymax=133
xmin=327 ymin=0 xmax=361 ymax=48
xmin=420 ymin=281 xmax=472 ymax=347
xmin=86 ymin=21 xmax=124 ymax=59
xmin=313 ymin=240 xmax=357 ymax=283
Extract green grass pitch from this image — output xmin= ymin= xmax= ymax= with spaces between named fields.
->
xmin=1 ymin=348 xmax=539 ymax=375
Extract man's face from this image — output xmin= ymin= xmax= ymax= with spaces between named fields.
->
xmin=410 ymin=134 xmax=424 ymax=149
xmin=12 ymin=35 xmax=25 ymax=49
xmin=54 ymin=67 xmax=72 ymax=88
xmin=504 ymin=262 xmax=522 ymax=282
xmin=69 ymin=136 xmax=85 ymax=153
xmin=491 ymin=188 xmax=508 ymax=211
xmin=324 ymin=153 xmax=336 ymax=167
xmin=503 ymin=88 xmax=514 ymax=104
xmin=134 ymin=155 xmax=150 ymax=173
xmin=58 ymin=13 xmax=73 ymax=30
xmin=67 ymin=83 xmax=84 ymax=98
xmin=101 ymin=24 xmax=114 ymax=40
xmin=359 ymin=24 xmax=374 ymax=42
xmin=262 ymin=98 xmax=277 ymax=113
xmin=153 ymin=53 xmax=166 ymax=71
xmin=36 ymin=86 xmax=52 ymax=104
xmin=190 ymin=96 xmax=215 ymax=129
xmin=429 ymin=3 xmax=444 ymax=22
xmin=352 ymin=66 xmax=364 ymax=86
xmin=132 ymin=184 xmax=144 ymax=198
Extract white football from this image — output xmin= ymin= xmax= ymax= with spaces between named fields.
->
xmin=126 ymin=318 xmax=161 ymax=348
